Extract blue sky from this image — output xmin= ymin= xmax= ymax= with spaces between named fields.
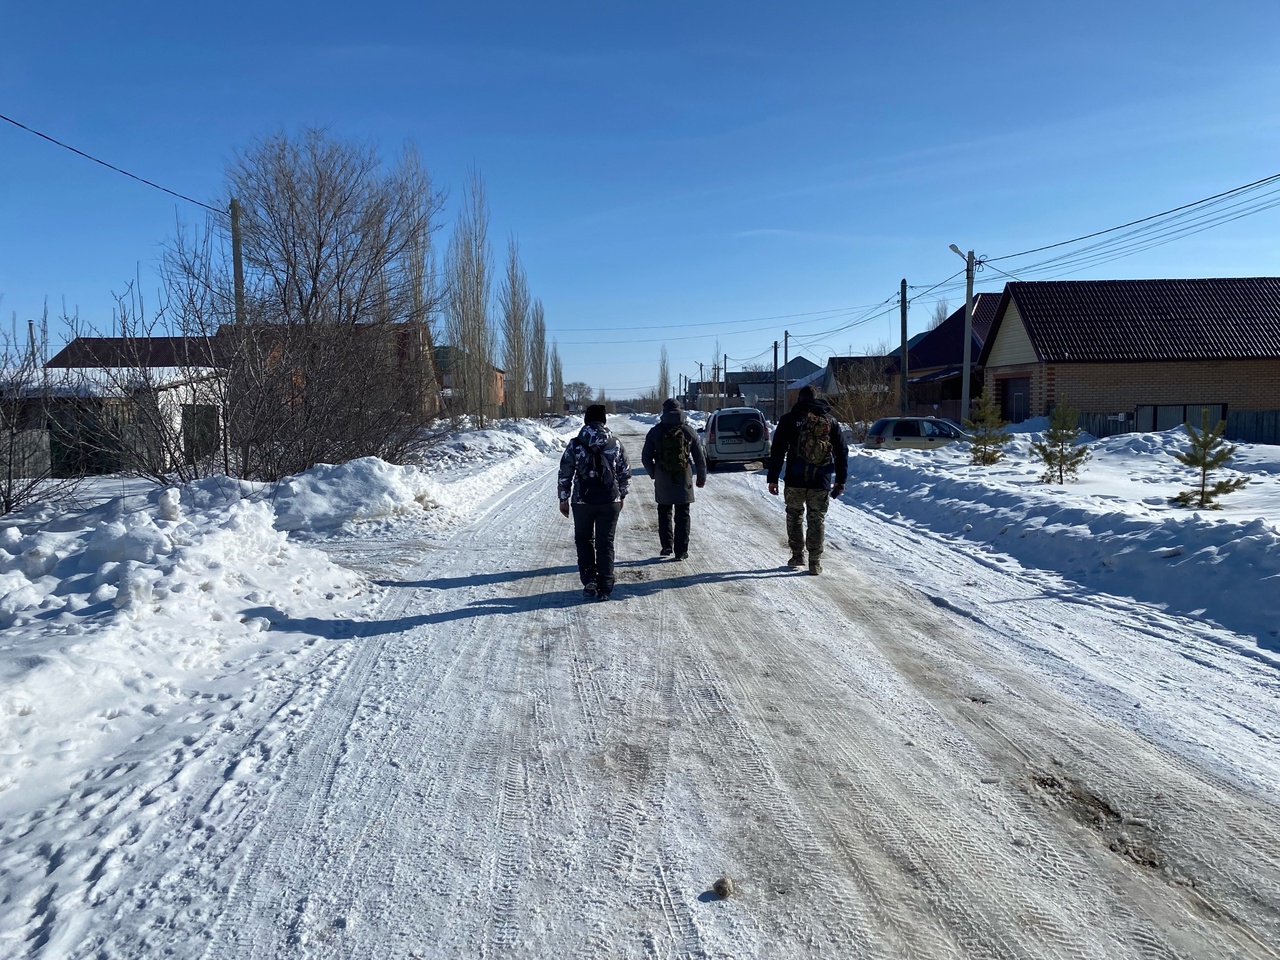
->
xmin=3 ymin=0 xmax=1280 ymax=397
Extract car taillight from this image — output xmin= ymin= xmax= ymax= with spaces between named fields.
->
xmin=762 ymin=421 xmax=770 ymax=440
xmin=708 ymin=428 xmax=716 ymax=445
xmin=873 ymin=436 xmax=884 ymax=445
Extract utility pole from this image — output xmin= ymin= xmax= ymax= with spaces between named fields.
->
xmin=697 ymin=361 xmax=704 ymax=411
xmin=772 ymin=340 xmax=779 ymax=422
xmin=230 ymin=198 xmax=246 ymax=325
xmin=949 ymin=245 xmax=975 ymax=421
xmin=900 ymin=278 xmax=908 ymax=415
xmin=723 ymin=353 xmax=728 ymax=407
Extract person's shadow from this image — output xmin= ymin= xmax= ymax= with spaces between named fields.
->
xmin=242 ymin=563 xmax=791 ymax=640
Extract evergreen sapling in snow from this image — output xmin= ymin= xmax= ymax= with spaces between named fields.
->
xmin=1171 ymin=412 xmax=1250 ymax=510
xmin=964 ymin=393 xmax=1008 ymax=466
xmin=1030 ymin=398 xmax=1090 ymax=484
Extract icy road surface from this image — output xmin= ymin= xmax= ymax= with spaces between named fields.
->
xmin=26 ymin=421 xmax=1280 ymax=958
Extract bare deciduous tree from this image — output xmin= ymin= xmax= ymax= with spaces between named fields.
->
xmin=657 ymin=346 xmax=671 ymax=401
xmin=528 ymin=300 xmax=548 ymax=416
xmin=444 ymin=169 xmax=497 ymax=427
xmin=931 ymin=299 xmax=951 ymax=330
xmin=498 ymin=238 xmax=530 ymax=419
xmin=549 ymin=342 xmax=564 ymax=414
xmin=161 ymin=128 xmax=447 ymax=480
xmin=564 ymin=381 xmax=594 ymax=409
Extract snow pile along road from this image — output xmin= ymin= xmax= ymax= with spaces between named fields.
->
xmin=844 ymin=421 xmax=1280 ymax=646
xmin=0 ymin=490 xmax=371 ymax=809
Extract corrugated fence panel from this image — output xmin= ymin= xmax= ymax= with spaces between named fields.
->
xmin=1077 ymin=410 xmax=1280 ymax=444
xmin=1227 ymin=410 xmax=1280 ymax=445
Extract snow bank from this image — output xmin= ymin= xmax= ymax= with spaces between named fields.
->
xmin=0 ymin=490 xmax=369 ymax=805
xmin=0 ymin=417 xmax=574 ymax=807
xmin=845 ymin=426 xmax=1280 ymax=642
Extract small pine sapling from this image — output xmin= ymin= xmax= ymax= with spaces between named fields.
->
xmin=964 ymin=393 xmax=1008 ymax=466
xmin=1171 ymin=412 xmax=1250 ymax=509
xmin=1029 ymin=398 xmax=1090 ymax=483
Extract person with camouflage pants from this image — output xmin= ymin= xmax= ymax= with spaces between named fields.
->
xmin=766 ymin=386 xmax=849 ymax=575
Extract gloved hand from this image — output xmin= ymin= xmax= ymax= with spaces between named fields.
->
xmin=559 ymin=501 xmax=570 ymax=517
xmin=830 ymin=484 xmax=845 ymax=500
xmin=696 ymin=477 xmax=706 ymax=488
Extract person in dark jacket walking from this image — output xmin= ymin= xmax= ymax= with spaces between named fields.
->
xmin=558 ymin=404 xmax=631 ymax=600
xmin=640 ymin=398 xmax=707 ymax=560
xmin=766 ymin=385 xmax=849 ymax=575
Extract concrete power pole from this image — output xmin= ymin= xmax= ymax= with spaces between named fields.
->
xmin=949 ymin=244 xmax=976 ymax=422
xmin=900 ymin=278 xmax=908 ymax=414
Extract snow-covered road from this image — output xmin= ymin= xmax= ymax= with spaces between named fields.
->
xmin=7 ymin=419 xmax=1279 ymax=959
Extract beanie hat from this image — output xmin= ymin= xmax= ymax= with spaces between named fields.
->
xmin=662 ymin=398 xmax=683 ymax=413
xmin=584 ymin=403 xmax=607 ymax=424
xmin=798 ymin=385 xmax=816 ymax=401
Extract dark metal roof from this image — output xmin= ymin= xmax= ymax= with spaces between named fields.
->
xmin=907 ymin=291 xmax=1001 ymax=370
xmin=45 ymin=336 xmax=225 ymax=369
xmin=987 ymin=278 xmax=1280 ymax=364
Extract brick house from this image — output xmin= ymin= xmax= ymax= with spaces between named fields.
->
xmin=977 ymin=278 xmax=1280 ymax=441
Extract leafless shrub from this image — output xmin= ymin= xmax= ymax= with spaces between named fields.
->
xmin=1 ymin=305 xmax=88 ymax=514
xmin=825 ymin=357 xmax=897 ymax=439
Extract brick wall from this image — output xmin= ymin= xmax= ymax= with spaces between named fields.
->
xmin=986 ymin=359 xmax=1280 ymax=416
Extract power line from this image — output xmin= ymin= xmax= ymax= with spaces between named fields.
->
xmin=988 ymin=170 xmax=1280 ymax=263
xmin=1 ymin=111 xmax=223 ymax=215
xmin=548 ymin=302 xmax=894 ymax=333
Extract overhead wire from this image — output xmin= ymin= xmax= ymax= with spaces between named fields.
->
xmin=1 ymin=111 xmax=223 ymax=215
xmin=988 ymin=170 xmax=1280 ymax=263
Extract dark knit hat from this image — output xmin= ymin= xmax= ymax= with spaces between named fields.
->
xmin=662 ymin=398 xmax=683 ymax=413
xmin=584 ymin=403 xmax=607 ymax=424
xmin=798 ymin=385 xmax=816 ymax=401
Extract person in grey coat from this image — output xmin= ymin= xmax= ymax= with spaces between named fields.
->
xmin=641 ymin=398 xmax=707 ymax=560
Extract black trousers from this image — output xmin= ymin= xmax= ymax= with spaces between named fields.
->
xmin=572 ymin=501 xmax=623 ymax=593
xmin=657 ymin=503 xmax=690 ymax=554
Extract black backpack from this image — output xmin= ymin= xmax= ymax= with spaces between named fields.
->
xmin=575 ymin=440 xmax=620 ymax=504
xmin=657 ymin=425 xmax=691 ymax=474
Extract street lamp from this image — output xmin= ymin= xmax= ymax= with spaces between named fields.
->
xmin=949 ymin=244 xmax=975 ymax=422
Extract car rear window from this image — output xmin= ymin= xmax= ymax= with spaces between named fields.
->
xmin=867 ymin=418 xmax=892 ymax=437
xmin=714 ymin=412 xmax=762 ymax=434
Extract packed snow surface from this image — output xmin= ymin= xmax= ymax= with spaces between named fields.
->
xmin=2 ymin=415 xmax=1277 ymax=958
